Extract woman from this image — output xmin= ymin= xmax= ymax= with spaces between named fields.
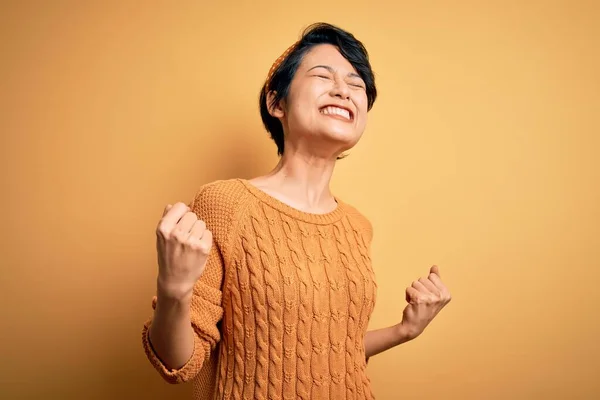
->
xmin=142 ymin=22 xmax=451 ymax=400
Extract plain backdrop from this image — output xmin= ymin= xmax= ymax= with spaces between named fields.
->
xmin=1 ymin=1 xmax=599 ymax=399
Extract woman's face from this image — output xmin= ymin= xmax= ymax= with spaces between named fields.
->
xmin=271 ymin=44 xmax=369 ymax=156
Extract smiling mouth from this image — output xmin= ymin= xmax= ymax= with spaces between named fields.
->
xmin=319 ymin=106 xmax=354 ymax=121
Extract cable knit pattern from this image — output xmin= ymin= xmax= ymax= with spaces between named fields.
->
xmin=281 ymin=213 xmax=312 ymax=400
xmin=142 ymin=179 xmax=377 ymax=400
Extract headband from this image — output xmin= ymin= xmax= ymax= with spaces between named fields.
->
xmin=264 ymin=41 xmax=300 ymax=94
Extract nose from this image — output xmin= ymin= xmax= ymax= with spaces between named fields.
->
xmin=329 ymin=77 xmax=351 ymax=100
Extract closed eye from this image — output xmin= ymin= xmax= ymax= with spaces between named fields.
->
xmin=349 ymin=82 xmax=365 ymax=89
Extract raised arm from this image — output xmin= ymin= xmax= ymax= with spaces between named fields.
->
xmin=142 ymin=195 xmax=226 ymax=384
xmin=364 ymin=265 xmax=451 ymax=359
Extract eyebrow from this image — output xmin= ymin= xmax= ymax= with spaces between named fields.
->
xmin=307 ymin=65 xmax=363 ymax=80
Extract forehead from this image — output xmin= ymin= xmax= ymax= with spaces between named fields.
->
xmin=298 ymin=44 xmax=358 ymax=74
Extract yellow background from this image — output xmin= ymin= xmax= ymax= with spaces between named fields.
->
xmin=1 ymin=1 xmax=599 ymax=399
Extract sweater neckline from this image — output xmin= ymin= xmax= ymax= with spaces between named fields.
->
xmin=237 ymin=178 xmax=346 ymax=225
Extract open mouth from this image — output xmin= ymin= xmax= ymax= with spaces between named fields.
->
xmin=319 ymin=105 xmax=354 ymax=121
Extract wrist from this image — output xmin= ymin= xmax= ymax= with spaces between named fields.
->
xmin=156 ymin=277 xmax=194 ymax=305
xmin=393 ymin=323 xmax=418 ymax=343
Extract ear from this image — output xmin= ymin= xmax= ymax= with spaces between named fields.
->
xmin=266 ymin=90 xmax=285 ymax=119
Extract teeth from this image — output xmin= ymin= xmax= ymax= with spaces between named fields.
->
xmin=321 ymin=106 xmax=351 ymax=120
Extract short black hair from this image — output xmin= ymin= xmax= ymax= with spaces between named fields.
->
xmin=259 ymin=22 xmax=377 ymax=156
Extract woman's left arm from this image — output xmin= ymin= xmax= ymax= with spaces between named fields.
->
xmin=365 ymin=265 xmax=452 ymax=359
xmin=364 ymin=324 xmax=409 ymax=359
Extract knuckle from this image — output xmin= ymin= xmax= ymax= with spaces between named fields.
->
xmin=188 ymin=240 xmax=202 ymax=251
xmin=156 ymin=224 xmax=170 ymax=239
xmin=197 ymin=241 xmax=212 ymax=254
xmin=172 ymin=229 xmax=188 ymax=243
xmin=174 ymin=201 xmax=188 ymax=209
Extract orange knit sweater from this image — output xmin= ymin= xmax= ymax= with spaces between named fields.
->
xmin=142 ymin=179 xmax=377 ymax=400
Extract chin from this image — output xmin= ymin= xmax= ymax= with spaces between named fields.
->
xmin=320 ymin=129 xmax=362 ymax=151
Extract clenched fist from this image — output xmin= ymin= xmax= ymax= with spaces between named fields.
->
xmin=155 ymin=202 xmax=213 ymax=301
xmin=399 ymin=265 xmax=451 ymax=340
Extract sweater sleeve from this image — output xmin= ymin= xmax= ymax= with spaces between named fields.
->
xmin=141 ymin=184 xmax=233 ymax=384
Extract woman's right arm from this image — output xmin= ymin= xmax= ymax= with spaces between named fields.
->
xmin=148 ymin=290 xmax=195 ymax=371
xmin=142 ymin=200 xmax=224 ymax=384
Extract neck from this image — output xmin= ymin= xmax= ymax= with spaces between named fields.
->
xmin=252 ymin=146 xmax=337 ymax=212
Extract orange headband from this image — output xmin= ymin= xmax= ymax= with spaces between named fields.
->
xmin=264 ymin=41 xmax=300 ymax=94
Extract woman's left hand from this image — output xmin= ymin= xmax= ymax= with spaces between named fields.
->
xmin=397 ymin=265 xmax=452 ymax=341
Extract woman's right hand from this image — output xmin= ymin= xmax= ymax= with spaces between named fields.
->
xmin=155 ymin=202 xmax=213 ymax=302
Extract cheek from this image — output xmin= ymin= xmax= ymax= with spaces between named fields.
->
xmin=287 ymin=101 xmax=315 ymax=130
xmin=354 ymin=90 xmax=368 ymax=108
xmin=355 ymin=98 xmax=369 ymax=123
xmin=288 ymin=86 xmax=312 ymax=111
xmin=289 ymin=91 xmax=320 ymax=123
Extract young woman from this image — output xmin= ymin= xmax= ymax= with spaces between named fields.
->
xmin=142 ymin=22 xmax=451 ymax=400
